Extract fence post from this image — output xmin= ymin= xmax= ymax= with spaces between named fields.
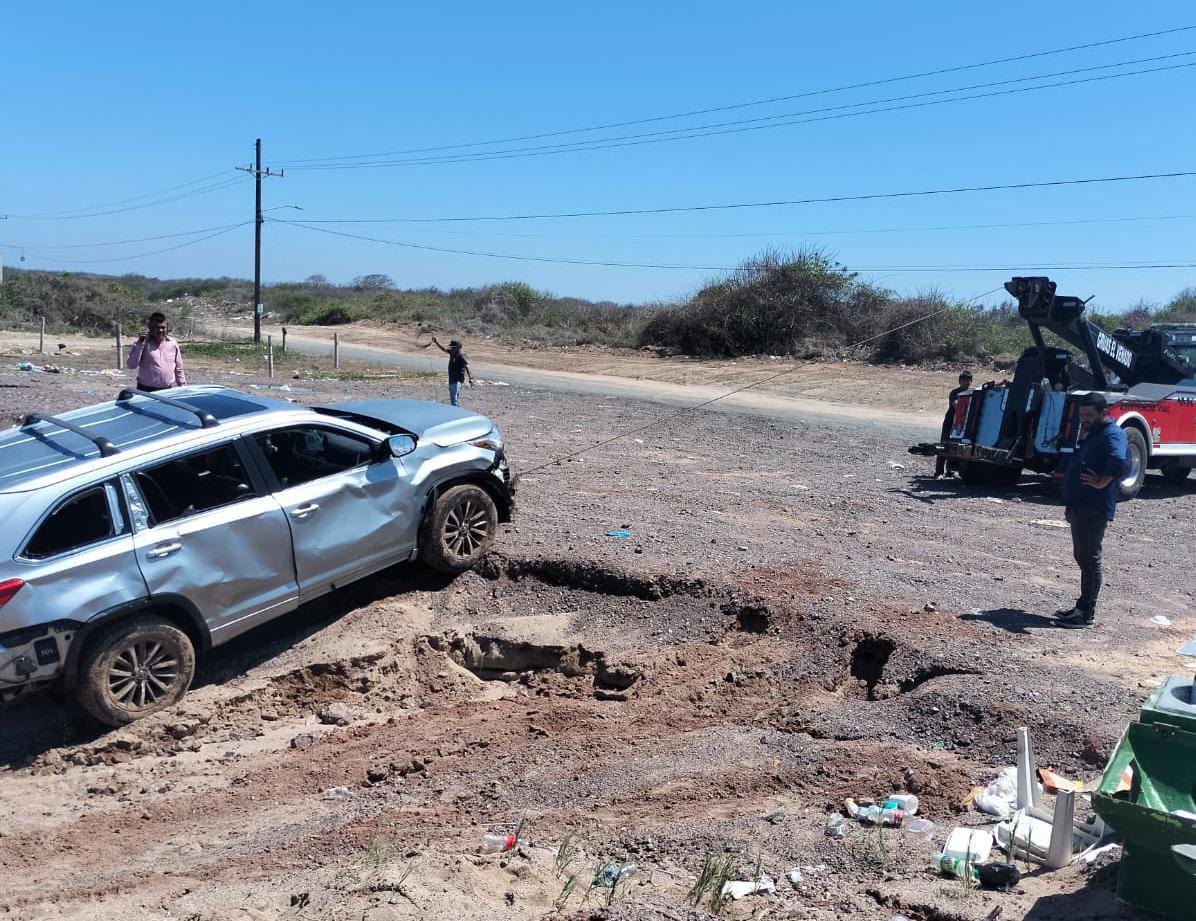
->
xmin=333 ymin=332 xmax=340 ymax=370
xmin=267 ymin=335 xmax=274 ymax=379
xmin=39 ymin=317 xmax=45 ymax=354
xmin=115 ymin=324 xmax=122 ymax=370
xmin=281 ymin=326 xmax=287 ymax=354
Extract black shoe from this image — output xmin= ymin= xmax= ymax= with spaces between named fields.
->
xmin=1056 ymin=609 xmax=1095 ymax=629
xmin=1054 ymin=605 xmax=1081 ymax=619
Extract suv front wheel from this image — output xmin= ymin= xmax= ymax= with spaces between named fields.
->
xmin=419 ymin=484 xmax=498 ymax=573
xmin=76 ymin=615 xmax=197 ymax=726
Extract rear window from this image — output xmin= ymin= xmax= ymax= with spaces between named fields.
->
xmin=25 ymin=486 xmax=120 ymax=559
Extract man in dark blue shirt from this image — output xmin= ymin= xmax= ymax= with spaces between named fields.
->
xmin=1056 ymin=392 xmax=1129 ymax=628
xmin=431 ymin=336 xmax=474 ymax=406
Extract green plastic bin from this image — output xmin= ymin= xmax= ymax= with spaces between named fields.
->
xmin=1092 ymin=719 xmax=1196 ymax=920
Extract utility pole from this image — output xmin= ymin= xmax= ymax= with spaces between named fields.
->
xmin=236 ymin=139 xmax=283 ymax=343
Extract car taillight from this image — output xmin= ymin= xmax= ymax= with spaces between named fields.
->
xmin=0 ymin=579 xmax=25 ymax=608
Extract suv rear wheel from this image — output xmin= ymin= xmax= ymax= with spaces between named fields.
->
xmin=75 ymin=616 xmax=196 ymax=726
xmin=419 ymin=484 xmax=498 ymax=573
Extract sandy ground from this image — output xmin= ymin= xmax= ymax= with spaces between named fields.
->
xmin=0 ymin=333 xmax=1192 ymax=921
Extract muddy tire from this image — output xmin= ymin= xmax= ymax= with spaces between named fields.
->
xmin=1119 ymin=427 xmax=1148 ymax=501
xmin=419 ymin=484 xmax=498 ymax=574
xmin=75 ymin=616 xmax=196 ymax=727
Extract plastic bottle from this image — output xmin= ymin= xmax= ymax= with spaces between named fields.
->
xmin=845 ymin=798 xmax=904 ymax=826
xmin=937 ymin=855 xmax=979 ymax=881
xmin=481 ymin=833 xmax=528 ymax=854
xmin=825 ymin=813 xmax=848 ymax=838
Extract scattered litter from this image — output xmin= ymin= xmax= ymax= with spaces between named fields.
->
xmin=16 ymin=362 xmax=41 ymax=372
xmin=605 ymin=530 xmax=631 ymax=538
xmin=736 ymin=545 xmax=749 ymax=552
xmin=825 ymin=812 xmax=847 ymax=838
xmin=906 ymin=818 xmax=936 ymax=835
xmin=888 ymin=462 xmax=905 ymax=470
xmin=1081 ymin=843 xmax=1122 ymax=865
xmin=721 ymin=875 xmax=776 ymax=900
xmin=322 ymin=786 xmax=351 ymax=800
xmin=785 ymin=867 xmax=803 ymax=886
xmin=42 ymin=364 xmax=61 ymax=373
xmin=595 ymin=861 xmax=636 ymax=887
xmin=938 ymin=827 xmax=994 ymax=878
xmin=1038 ymin=767 xmax=1078 ymax=794
xmin=480 ymin=833 xmax=527 ymax=854
xmin=888 ymin=793 xmax=920 ymax=814
xmin=931 ymin=740 xmax=947 ymax=750
xmin=1152 ymin=615 xmax=1173 ymax=627
xmin=633 ymin=438 xmax=644 ymax=444
xmin=845 ymin=796 xmax=905 ymax=826
xmin=1031 ymin=519 xmax=1068 ymax=529
xmin=977 ymin=861 xmax=1022 ymax=890
xmin=974 ymin=767 xmax=1019 ymax=819
xmin=761 ymin=805 xmax=786 ymax=824
xmin=790 ymin=484 xmax=810 ymax=491
xmin=985 ymin=497 xmax=1005 ymax=503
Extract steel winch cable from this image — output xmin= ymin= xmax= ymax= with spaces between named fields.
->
xmin=515 ymin=286 xmax=1004 ymax=477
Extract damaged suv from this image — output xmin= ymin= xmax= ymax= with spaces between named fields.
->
xmin=0 ymin=386 xmax=513 ymax=725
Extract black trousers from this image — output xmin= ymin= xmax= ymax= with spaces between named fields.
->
xmin=137 ymin=382 xmax=168 ymax=392
xmin=935 ymin=412 xmax=954 ymax=476
xmin=1067 ymin=506 xmax=1109 ymax=615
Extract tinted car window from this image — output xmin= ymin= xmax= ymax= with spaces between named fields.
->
xmin=135 ymin=444 xmax=256 ymax=525
xmin=26 ymin=486 xmax=117 ymax=558
xmin=253 ymin=426 xmax=376 ymax=488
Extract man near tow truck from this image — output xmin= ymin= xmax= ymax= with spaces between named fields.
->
xmin=935 ymin=370 xmax=973 ymax=479
xmin=1056 ymin=392 xmax=1128 ymax=629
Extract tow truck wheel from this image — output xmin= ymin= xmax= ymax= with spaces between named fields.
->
xmin=1119 ymin=427 xmax=1148 ymax=500
xmin=1159 ymin=460 xmax=1192 ymax=484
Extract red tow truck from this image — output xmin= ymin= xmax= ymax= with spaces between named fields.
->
xmin=910 ymin=276 xmax=1196 ymax=499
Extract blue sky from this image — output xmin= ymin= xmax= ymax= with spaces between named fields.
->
xmin=1 ymin=1 xmax=1194 ymax=310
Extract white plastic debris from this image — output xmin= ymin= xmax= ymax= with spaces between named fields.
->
xmin=974 ymin=766 xmax=1019 ymax=819
xmin=323 ymin=786 xmax=351 ymax=800
xmin=1081 ymin=842 xmax=1122 ymax=865
xmin=721 ymin=876 xmax=776 ymax=899
xmin=1151 ymin=615 xmax=1173 ymax=626
xmin=888 ymin=462 xmax=905 ymax=470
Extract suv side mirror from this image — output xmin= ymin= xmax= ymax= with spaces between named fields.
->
xmin=386 ymin=434 xmax=417 ymax=458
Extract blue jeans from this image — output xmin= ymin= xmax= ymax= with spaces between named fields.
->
xmin=449 ymin=381 xmax=462 ymax=406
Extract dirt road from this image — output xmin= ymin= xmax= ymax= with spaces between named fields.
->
xmin=0 ymin=338 xmax=1190 ymax=920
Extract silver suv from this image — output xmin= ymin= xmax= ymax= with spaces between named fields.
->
xmin=0 ymin=386 xmax=513 ymax=725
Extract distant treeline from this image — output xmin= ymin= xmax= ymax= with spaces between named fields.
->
xmin=2 ymin=254 xmax=1192 ymax=365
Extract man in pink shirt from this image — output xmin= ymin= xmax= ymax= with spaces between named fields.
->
xmin=126 ymin=311 xmax=186 ymax=391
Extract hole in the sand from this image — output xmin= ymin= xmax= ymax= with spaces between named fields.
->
xmin=479 ymin=556 xmax=707 ymax=602
xmin=436 ymin=631 xmax=641 ymax=698
xmin=850 ymin=636 xmax=897 ymax=697
xmin=847 ymin=635 xmax=981 ymax=701
xmin=724 ymin=600 xmax=771 ymax=634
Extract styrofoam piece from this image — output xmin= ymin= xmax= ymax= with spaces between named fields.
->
xmin=942 ymin=826 xmax=993 ymax=864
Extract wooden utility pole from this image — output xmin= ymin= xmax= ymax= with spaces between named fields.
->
xmin=236 ymin=139 xmax=283 ymax=343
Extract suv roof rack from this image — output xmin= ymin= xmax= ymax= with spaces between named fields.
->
xmin=116 ymin=388 xmax=219 ymax=428
xmin=20 ymin=412 xmax=120 ymax=457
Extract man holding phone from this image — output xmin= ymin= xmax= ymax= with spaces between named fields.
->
xmin=126 ymin=311 xmax=185 ymax=391
xmin=1056 ymin=392 xmax=1128 ymax=629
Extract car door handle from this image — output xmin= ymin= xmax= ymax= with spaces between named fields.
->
xmin=291 ymin=503 xmax=320 ymax=519
xmin=146 ymin=541 xmax=182 ymax=559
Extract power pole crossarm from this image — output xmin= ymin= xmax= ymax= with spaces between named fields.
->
xmin=235 ymin=138 xmax=284 ymax=343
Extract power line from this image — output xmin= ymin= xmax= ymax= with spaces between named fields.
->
xmin=271 ymin=220 xmax=733 ymax=269
xmin=3 ymin=169 xmax=234 ymax=218
xmin=0 ymin=221 xmax=254 ymax=250
xmin=5 ymin=176 xmax=247 ymax=220
xmin=287 ymin=168 xmax=1196 ymax=224
xmin=273 ymin=219 xmax=1196 ymax=273
xmin=517 ymin=287 xmax=1007 ymax=476
xmin=324 ymin=212 xmax=1196 ymax=240
xmin=16 ymin=222 xmax=252 ymax=265
xmin=287 ymin=54 xmax=1196 ymax=169
xmin=276 ymin=23 xmax=1196 ymax=165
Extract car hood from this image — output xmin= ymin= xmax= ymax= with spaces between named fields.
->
xmin=314 ymin=399 xmax=494 ymax=447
